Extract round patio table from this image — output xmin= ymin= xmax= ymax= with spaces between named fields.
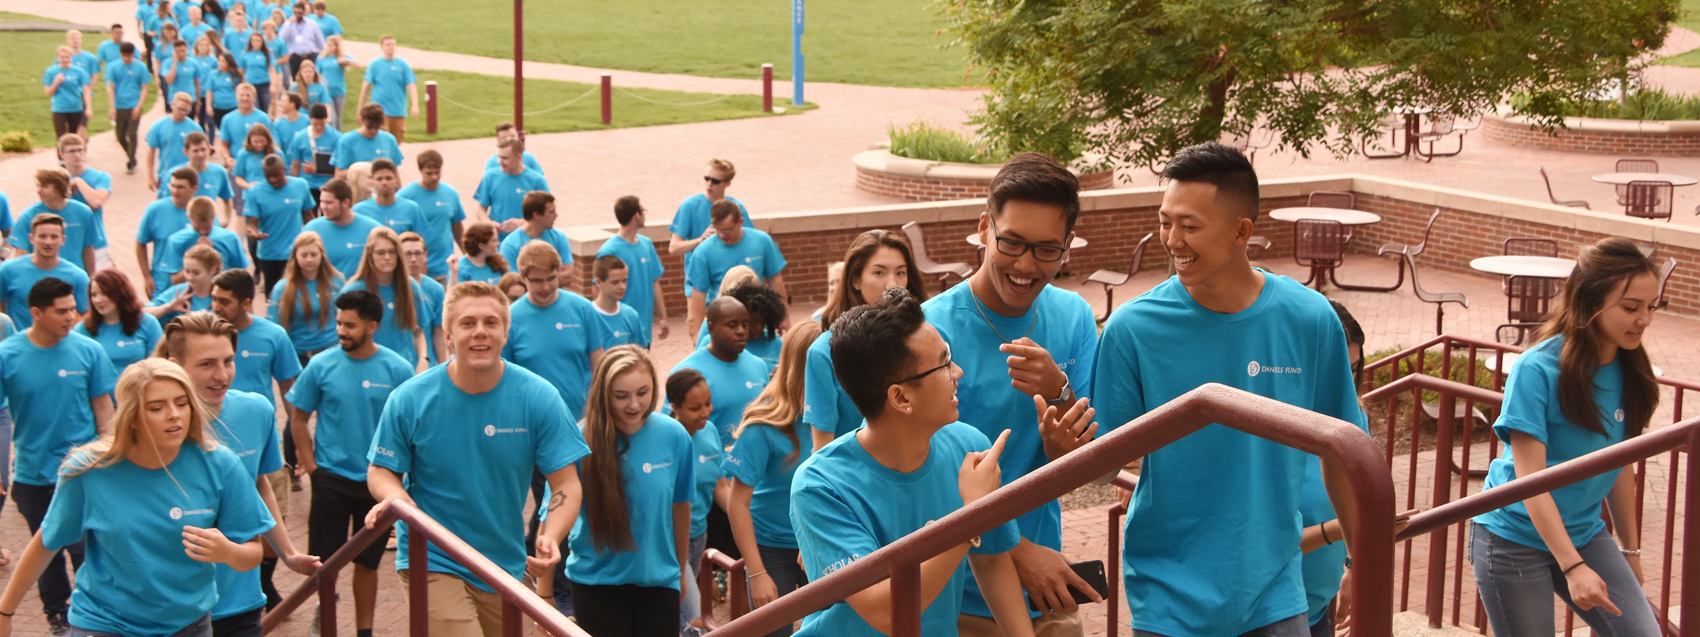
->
xmin=1468 ymin=255 xmax=1577 ymax=279
xmin=1591 ymin=173 xmax=1699 ymax=186
xmin=1268 ymin=207 xmax=1383 ymax=225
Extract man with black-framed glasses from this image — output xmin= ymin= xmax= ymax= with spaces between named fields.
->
xmin=921 ymin=153 xmax=1103 ymax=637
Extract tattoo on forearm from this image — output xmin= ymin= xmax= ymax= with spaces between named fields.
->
xmin=548 ymin=491 xmax=566 ymax=512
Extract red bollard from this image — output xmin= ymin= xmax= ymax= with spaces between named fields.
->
xmin=425 ymin=81 xmax=437 ymax=135
xmin=762 ymin=64 xmax=773 ymax=112
xmin=600 ymin=73 xmax=611 ymax=125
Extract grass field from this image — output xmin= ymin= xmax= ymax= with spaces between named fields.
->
xmin=335 ymin=0 xmax=976 ymax=88
xmin=0 ymin=12 xmax=157 ymax=150
xmin=338 ymin=66 xmax=813 ymax=142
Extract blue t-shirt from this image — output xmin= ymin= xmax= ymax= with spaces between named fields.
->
xmin=502 ymin=292 xmax=611 ymax=421
xmin=163 ymin=226 xmax=250 ymax=275
xmin=155 ymin=164 xmax=235 ymax=205
xmin=1300 ymin=454 xmax=1346 ymax=626
xmin=688 ymin=424 xmax=723 ymax=538
xmin=595 ymin=234 xmax=665 ymax=344
xmin=923 ymin=282 xmax=1098 ymax=618
xmin=43 ymin=64 xmax=91 ymax=113
xmin=191 ymin=55 xmax=218 ymax=79
xmin=286 ymin=345 xmax=414 ymax=481
xmin=146 ymin=117 xmax=205 ymax=180
xmin=104 ymin=59 xmax=152 ymax=110
xmin=0 ymin=332 xmax=116 ymax=486
xmin=96 ymin=40 xmax=124 ymax=69
xmin=341 ymin=278 xmax=433 ymax=368
xmin=670 ymin=348 xmax=768 ymax=443
xmin=70 ymin=51 xmax=100 ymax=82
xmin=315 ymin=55 xmax=352 ymax=97
xmin=566 ymin=413 xmax=694 ymax=588
xmin=147 ymin=282 xmax=214 ymax=325
xmin=484 ymin=152 xmax=545 ymax=175
xmin=0 ymin=258 xmax=90 ymax=328
xmin=233 ymin=315 xmax=302 ymax=407
xmin=353 ymin=197 xmax=426 ymax=236
xmin=205 ymin=70 xmax=239 ymax=110
xmin=288 ymin=126 xmax=342 ymax=189
xmin=363 ymin=56 xmax=416 ymax=117
xmin=695 ymin=326 xmax=781 ymax=372
xmin=267 ymin=39 xmax=288 ymax=75
xmin=331 ymin=130 xmax=402 ymax=169
xmin=1475 ymin=336 xmax=1628 ymax=550
xmin=232 ymin=149 xmax=268 ymax=187
xmin=205 ymin=390 xmax=285 ymax=619
xmin=73 ymin=312 xmax=164 ymax=372
xmin=369 ymin=363 xmax=590 ymax=591
xmin=42 ymin=444 xmax=272 ymax=637
xmin=243 ymin=176 xmax=316 ymax=262
xmin=472 ymin=169 xmax=550 ymax=231
xmin=66 ymin=168 xmax=111 ymax=249
xmin=397 ymin=182 xmax=467 ymax=279
xmin=136 ymin=199 xmax=193 ymax=288
xmin=594 ymin=302 xmax=645 ymax=348
xmin=180 ymin=24 xmax=215 ymax=53
xmin=791 ymin=423 xmax=1020 ymax=637
xmin=1092 ymin=273 xmax=1366 ymax=636
xmin=301 ymin=214 xmax=382 ymax=278
xmin=310 ymin=13 xmax=343 ymax=37
xmin=415 ymin=276 xmax=446 ymax=364
xmin=684 ymin=229 xmax=786 ymax=300
xmin=0 ymin=193 xmax=11 ymax=235
xmin=218 ymin=109 xmax=272 ymax=150
xmin=270 ymin=116 xmax=311 ymax=156
xmin=498 ymin=226 xmax=573 ymax=268
xmin=158 ymin=57 xmax=202 ymax=108
xmin=237 ymin=48 xmax=270 ymax=85
xmin=221 ymin=29 xmax=253 ymax=57
xmin=455 ymin=257 xmax=504 ymax=286
xmin=802 ymin=330 xmax=864 ymax=441
xmin=267 ymin=276 xmax=344 ymax=353
xmin=725 ymin=422 xmax=810 ymax=549
xmin=10 ymin=201 xmax=97 ymax=268
xmin=668 ymin=193 xmax=751 ymax=245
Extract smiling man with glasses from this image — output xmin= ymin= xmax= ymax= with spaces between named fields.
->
xmin=921 ymin=152 xmax=1103 ymax=637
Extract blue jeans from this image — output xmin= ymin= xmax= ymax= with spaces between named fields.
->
xmin=745 ymin=545 xmax=807 ymax=637
xmin=681 ymin=533 xmax=706 ymax=629
xmin=1470 ymin=522 xmax=1660 ymax=637
xmin=1135 ymin=613 xmax=1309 ymax=637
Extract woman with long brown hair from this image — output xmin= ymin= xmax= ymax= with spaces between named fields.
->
xmin=341 ymin=226 xmax=434 ymax=372
xmin=566 ymin=345 xmax=694 ymax=637
xmin=267 ymin=231 xmax=343 ymax=365
xmin=454 ymin=220 xmax=508 ymax=286
xmin=802 ymin=229 xmax=928 ymax=449
xmin=1471 ymin=237 xmax=1662 ymax=636
xmin=76 ymin=269 xmax=163 ymax=372
xmin=726 ymin=320 xmax=822 ymax=636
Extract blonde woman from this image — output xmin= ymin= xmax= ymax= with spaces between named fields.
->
xmin=0 ymin=359 xmax=272 ymax=637
xmin=341 ymin=226 xmax=435 ymax=372
xmin=314 ymin=37 xmax=357 ymax=129
xmin=267 ymin=231 xmax=344 ymax=364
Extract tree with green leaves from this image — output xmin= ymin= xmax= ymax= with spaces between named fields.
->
xmin=939 ymin=0 xmax=1679 ymax=171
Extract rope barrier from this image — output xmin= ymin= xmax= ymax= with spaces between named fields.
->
xmin=435 ymin=85 xmax=600 ymax=117
xmin=610 ymin=79 xmax=762 ymax=107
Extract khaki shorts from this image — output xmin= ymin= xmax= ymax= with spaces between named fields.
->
xmin=397 ymin=570 xmax=505 ymax=637
xmin=265 ymin=469 xmax=291 ymax=521
xmin=958 ymin=608 xmax=1083 ymax=637
xmin=384 ymin=116 xmax=408 ymax=142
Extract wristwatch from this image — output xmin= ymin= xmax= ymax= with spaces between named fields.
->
xmin=1044 ymin=379 xmax=1073 ymax=407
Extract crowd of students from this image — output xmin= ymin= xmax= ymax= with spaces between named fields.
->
xmin=12 ymin=16 xmax=1677 ymax=635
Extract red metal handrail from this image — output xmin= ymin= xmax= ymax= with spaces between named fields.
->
xmin=706 ymin=383 xmax=1398 ymax=637
xmin=698 ymin=549 xmax=749 ymax=629
xmin=261 ymin=500 xmax=588 ymax=637
xmin=1104 ymin=472 xmax=1138 ymax=634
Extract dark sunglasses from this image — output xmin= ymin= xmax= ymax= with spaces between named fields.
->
xmin=703 ymin=176 xmax=725 ymax=185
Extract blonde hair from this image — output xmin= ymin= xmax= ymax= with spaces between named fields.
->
xmin=278 ymin=231 xmax=342 ymax=328
xmin=351 ymin=226 xmax=419 ymax=331
xmin=346 ymin=162 xmax=373 ymax=202
xmin=707 ymin=158 xmax=736 ymax=181
xmin=516 ymin=241 xmax=562 ymax=276
xmin=719 ymin=265 xmax=759 ymax=296
xmin=62 ymin=359 xmax=218 ymax=477
xmin=153 ymin=310 xmax=238 ymax=360
xmin=443 ymin=281 xmax=511 ymax=331
xmin=187 ymin=195 xmax=218 ymax=226
xmin=736 ymin=321 xmax=820 ymax=467
xmin=183 ymin=244 xmax=223 ymax=273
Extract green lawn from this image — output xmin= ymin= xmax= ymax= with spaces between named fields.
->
xmin=0 ymin=12 xmax=157 ymax=150
xmin=339 ymin=66 xmax=813 ymax=142
xmin=335 ymin=0 xmax=976 ymax=89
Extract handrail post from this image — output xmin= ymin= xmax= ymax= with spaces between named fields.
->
xmin=1426 ymin=391 xmax=1457 ymax=627
xmin=410 ymin=535 xmax=429 ymax=637
xmin=319 ymin=569 xmax=338 ymax=637
xmin=502 ymin=599 xmax=522 ymax=637
xmin=1107 ymin=502 xmax=1126 ymax=633
xmin=889 ymin=561 xmax=921 ymax=637
xmin=1683 ymin=429 xmax=1699 ymax=637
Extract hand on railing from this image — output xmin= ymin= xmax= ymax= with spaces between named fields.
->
xmin=1035 ymin=394 xmax=1098 ymax=462
xmin=280 ymin=550 xmax=322 ymax=576
xmin=959 ymin=430 xmax=1009 ymax=505
xmin=528 ymin=532 xmax=563 ymax=581
xmin=364 ymin=494 xmax=413 ymax=531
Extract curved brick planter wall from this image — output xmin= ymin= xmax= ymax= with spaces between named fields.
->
xmin=853 ymin=149 xmax=1114 ymax=202
xmin=1482 ymin=111 xmax=1700 ymax=156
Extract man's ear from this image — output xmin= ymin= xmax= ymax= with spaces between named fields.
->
xmin=886 ymin=383 xmax=912 ymax=417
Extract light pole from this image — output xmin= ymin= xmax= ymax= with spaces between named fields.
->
xmin=791 ymin=0 xmax=804 ymax=105
xmin=514 ymin=0 xmax=524 ymax=134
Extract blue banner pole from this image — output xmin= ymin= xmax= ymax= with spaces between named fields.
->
xmin=791 ymin=0 xmax=804 ymax=105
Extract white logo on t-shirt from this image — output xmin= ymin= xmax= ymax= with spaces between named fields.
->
xmin=746 ymin=381 xmax=758 ymax=389
xmin=362 ymin=379 xmax=392 ymax=389
xmin=642 ymin=461 xmax=672 ymax=474
xmin=555 ymin=323 xmax=580 ymax=330
xmin=612 ymin=330 xmax=626 ymax=338
xmin=58 ymin=369 xmax=68 ymax=377
xmin=170 ymin=507 xmax=183 ymax=520
xmin=1247 ymin=361 xmax=1302 ymax=376
xmin=241 ymin=350 xmax=250 ymax=358
xmin=1615 ymin=409 xmax=1625 ymax=422
xmin=346 ymin=242 xmax=357 ymax=249
xmin=1247 ymin=361 xmax=1260 ymax=377
xmin=699 ymin=453 xmax=718 ymax=464
xmin=485 ymin=424 xmax=496 ymax=436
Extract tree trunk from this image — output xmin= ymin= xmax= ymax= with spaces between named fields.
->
xmin=1192 ymin=67 xmax=1237 ymax=145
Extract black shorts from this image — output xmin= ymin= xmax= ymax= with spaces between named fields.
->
xmin=307 ymin=469 xmax=388 ymax=571
xmin=210 ymin=608 xmax=262 ymax=637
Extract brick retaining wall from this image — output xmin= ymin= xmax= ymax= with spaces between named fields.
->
xmin=856 ymin=165 xmax=1116 ymax=202
xmin=1482 ymin=113 xmax=1700 ymax=157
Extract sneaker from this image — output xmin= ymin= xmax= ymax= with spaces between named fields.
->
xmin=308 ymin=603 xmax=320 ymax=637
xmin=386 ymin=530 xmax=397 ymax=551
xmin=125 ymin=160 xmax=136 ymax=175
xmin=47 ymin=613 xmax=69 ymax=637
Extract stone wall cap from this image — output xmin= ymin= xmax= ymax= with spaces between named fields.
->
xmin=1488 ymin=108 xmax=1700 ymax=134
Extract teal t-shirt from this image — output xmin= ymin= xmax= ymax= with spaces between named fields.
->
xmin=502 ymin=292 xmax=610 ymax=421
xmin=802 ymin=330 xmax=862 ymax=440
xmin=695 ymin=326 xmax=780 ymax=372
xmin=73 ymin=312 xmax=164 ymax=372
xmin=566 ymin=412 xmax=694 ymax=589
xmin=145 ymin=117 xmax=204 ymax=181
xmin=472 ymin=168 xmax=550 ymax=231
xmin=455 ymin=256 xmax=504 ymax=286
xmin=688 ymin=423 xmax=723 ymax=538
xmin=218 ymin=109 xmax=272 ymax=150
xmin=923 ymin=282 xmax=1098 ymax=618
xmin=237 ymin=49 xmax=270 ymax=85
xmin=0 ymin=332 xmax=117 ymax=486
xmin=397 ymin=181 xmax=468 ymax=279
xmin=233 ymin=315 xmax=303 ymax=407
xmin=684 ymin=229 xmax=786 ymax=300
xmin=1474 ymin=336 xmax=1628 ymax=550
xmin=270 ymin=115 xmax=310 ymax=154
xmin=204 ymin=70 xmax=239 ymax=110
xmin=66 ymin=168 xmax=111 ymax=249
xmin=137 ymin=199 xmax=192 ymax=286
xmin=232 ymin=148 xmax=267 ymax=187
xmin=267 ymin=277 xmax=345 ymax=353
xmin=0 ymin=258 xmax=90 ymax=329
xmin=158 ymin=57 xmax=202 ymax=108
xmin=315 ymin=54 xmax=351 ymax=97
xmin=341 ymin=278 xmax=433 ymax=369
xmin=1092 ymin=273 xmax=1366 ymax=636
xmin=42 ymin=444 xmax=272 ymax=637
xmin=670 ymin=348 xmax=768 ymax=443
xmin=330 ymin=129 xmax=402 ymax=169
xmin=301 ymin=214 xmax=382 ymax=278
xmin=163 ymin=226 xmax=250 ymax=274
xmin=790 ymin=423 xmax=1020 ymax=637
xmin=10 ymin=201 xmax=98 ymax=268
xmin=725 ymin=422 xmax=810 ymax=549
xmin=205 ymin=390 xmax=285 ymax=619
xmin=369 ymin=363 xmax=590 ymax=591
xmin=146 ymin=282 xmax=214 ymax=325
xmin=667 ymin=193 xmax=750 ymax=247
xmin=483 ymin=151 xmax=544 ymax=175
xmin=354 ymin=197 xmax=426 ymax=236
xmin=287 ymin=126 xmax=341 ymax=189
xmin=154 ymin=163 xmax=234 ymax=203
xmin=104 ymin=59 xmax=152 ymax=110
xmin=595 ymin=234 xmax=665 ymax=343
xmin=594 ymin=302 xmax=645 ymax=348
xmin=498 ymin=227 xmax=574 ymax=268
xmin=43 ymin=64 xmax=91 ymax=113
xmin=415 ymin=276 xmax=446 ymax=364
xmin=285 ymin=345 xmax=414 ymax=481
xmin=362 ymin=56 xmax=416 ymax=117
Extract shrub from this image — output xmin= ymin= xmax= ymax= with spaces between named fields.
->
xmin=0 ymin=132 xmax=31 ymax=153
xmin=886 ymin=120 xmax=1008 ymax=164
xmin=1512 ymin=87 xmax=1700 ymax=121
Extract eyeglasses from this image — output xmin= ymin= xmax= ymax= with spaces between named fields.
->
xmin=988 ymin=216 xmax=1067 ymax=262
xmin=373 ymin=249 xmax=398 ymax=257
xmin=703 ymin=176 xmax=725 ymax=185
xmin=894 ymin=346 xmax=953 ymax=385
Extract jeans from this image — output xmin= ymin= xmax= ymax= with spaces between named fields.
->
xmin=746 ymin=545 xmax=807 ymax=637
xmin=681 ymin=533 xmax=706 ymax=629
xmin=14 ymin=482 xmax=85 ymax=617
xmin=1135 ymin=614 xmax=1308 ymax=637
xmin=254 ymin=83 xmax=271 ymax=114
xmin=1470 ymin=522 xmax=1660 ymax=637
xmin=74 ymin=613 xmax=210 ymax=637
xmin=1308 ymin=603 xmax=1334 ymax=637
xmin=330 ymin=95 xmax=346 ymax=130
